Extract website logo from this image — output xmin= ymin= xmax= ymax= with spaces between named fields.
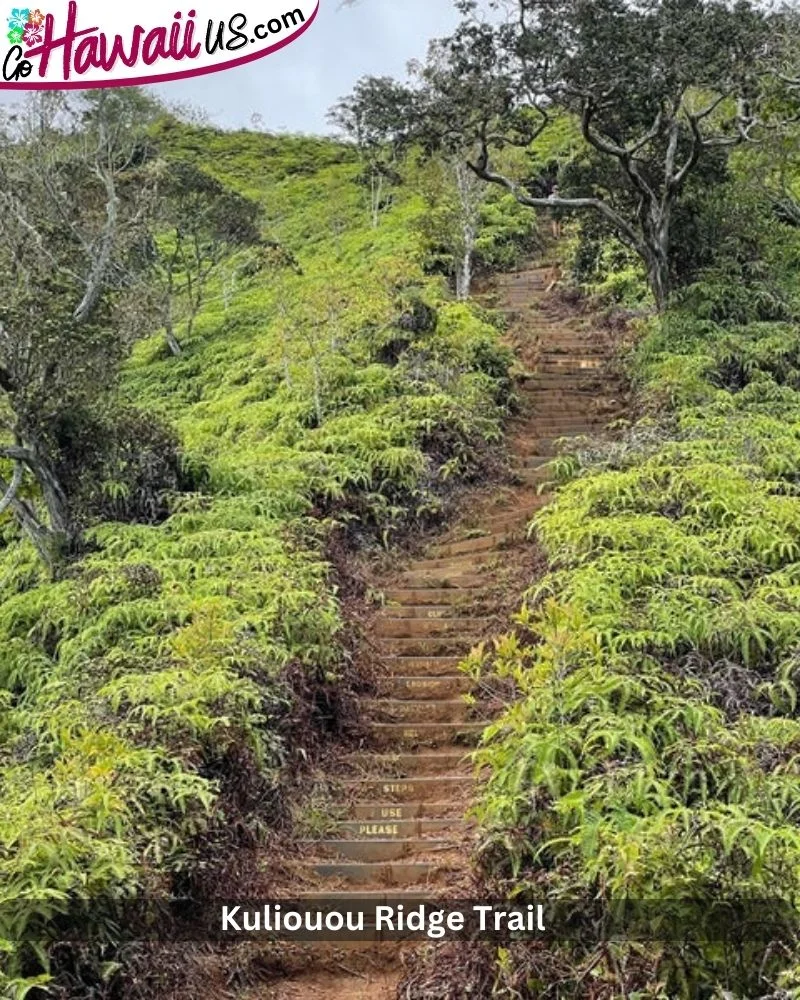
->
xmin=1 ymin=1 xmax=319 ymax=88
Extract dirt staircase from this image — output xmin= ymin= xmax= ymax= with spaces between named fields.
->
xmin=261 ymin=263 xmax=623 ymax=999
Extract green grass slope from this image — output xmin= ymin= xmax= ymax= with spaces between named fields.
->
xmin=0 ymin=120 xmax=527 ymax=997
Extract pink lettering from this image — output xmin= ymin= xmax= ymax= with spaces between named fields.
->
xmin=96 ymin=26 xmax=144 ymax=70
xmin=26 ymin=3 xmax=96 ymax=79
xmin=142 ymin=26 xmax=168 ymax=65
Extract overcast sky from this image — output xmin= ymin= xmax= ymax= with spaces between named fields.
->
xmin=148 ymin=1 xmax=460 ymax=134
xmin=0 ymin=2 xmax=459 ymax=134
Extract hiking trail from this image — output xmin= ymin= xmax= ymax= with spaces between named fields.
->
xmin=256 ymin=260 xmax=624 ymax=999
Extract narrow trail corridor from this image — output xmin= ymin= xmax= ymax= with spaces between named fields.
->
xmin=263 ymin=262 xmax=624 ymax=999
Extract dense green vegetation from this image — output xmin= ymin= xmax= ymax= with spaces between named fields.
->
xmin=0 ymin=113 xmax=534 ymax=997
xmin=469 ymin=148 xmax=800 ymax=998
xmin=6 ymin=2 xmax=800 ymax=998
xmin=326 ymin=11 xmax=800 ymax=994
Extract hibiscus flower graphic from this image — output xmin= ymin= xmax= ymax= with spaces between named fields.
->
xmin=23 ymin=20 xmax=41 ymax=45
xmin=27 ymin=7 xmax=44 ymax=26
xmin=6 ymin=8 xmax=30 ymax=31
xmin=6 ymin=25 xmax=23 ymax=44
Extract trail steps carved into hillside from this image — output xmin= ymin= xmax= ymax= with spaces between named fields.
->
xmin=259 ymin=263 xmax=624 ymax=999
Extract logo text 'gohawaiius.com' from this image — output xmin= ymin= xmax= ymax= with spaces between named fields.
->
xmin=1 ymin=0 xmax=318 ymax=88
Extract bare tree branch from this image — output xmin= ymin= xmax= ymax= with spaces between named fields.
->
xmin=73 ymin=117 xmax=119 ymax=325
xmin=0 ymin=462 xmax=24 ymax=516
xmin=580 ymin=100 xmax=663 ymax=161
xmin=580 ymin=100 xmax=661 ymax=207
xmin=468 ymin=144 xmax=644 ymax=253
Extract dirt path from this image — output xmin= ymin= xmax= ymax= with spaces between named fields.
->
xmin=257 ymin=263 xmax=623 ymax=999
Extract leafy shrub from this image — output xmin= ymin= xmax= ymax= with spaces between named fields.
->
xmin=471 ymin=278 xmax=800 ymax=997
xmin=52 ymin=404 xmax=185 ymax=528
xmin=0 ymin=122 xmax=512 ymax=996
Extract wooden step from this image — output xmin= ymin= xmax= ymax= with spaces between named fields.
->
xmin=537 ymin=349 xmax=604 ymax=359
xmin=376 ymin=605 xmax=461 ymax=619
xmin=536 ymin=343 xmax=606 ymax=354
xmin=381 ymin=656 xmax=464 ymax=677
xmin=430 ymin=533 xmax=511 ymax=558
xmin=376 ymin=676 xmax=471 ymax=700
xmin=331 ymin=818 xmax=468 ymax=840
xmin=521 ymin=381 xmax=604 ymax=396
xmin=296 ymin=890 xmax=436 ymax=905
xmin=520 ymin=437 xmax=573 ymax=456
xmin=496 ymin=279 xmax=547 ymax=292
xmin=535 ymin=348 xmax=604 ymax=358
xmin=520 ymin=390 xmax=614 ymax=402
xmin=515 ymin=469 xmax=556 ymax=489
xmin=307 ymin=862 xmax=448 ymax=887
xmin=510 ymin=463 xmax=552 ymax=479
xmin=508 ymin=480 xmax=549 ymax=500
xmin=350 ymin=801 xmax=465 ymax=821
xmin=525 ymin=404 xmax=604 ymax=417
xmin=368 ymin=722 xmax=484 ymax=749
xmin=378 ymin=637 xmax=475 ymax=657
xmin=501 ymin=295 xmax=545 ymax=309
xmin=474 ymin=495 xmax=549 ymax=516
xmin=383 ymin=589 xmax=477 ymax=606
xmin=514 ymin=455 xmax=553 ymax=469
xmin=496 ymin=281 xmax=548 ymax=291
xmin=476 ymin=510 xmax=542 ymax=532
xmin=342 ymin=752 xmax=471 ymax=779
xmin=528 ymin=425 xmax=602 ymax=438
xmin=466 ymin=520 xmax=538 ymax=551
xmin=396 ymin=571 xmax=485 ymax=589
xmin=365 ymin=699 xmax=471 ymax=724
xmin=519 ymin=392 xmax=606 ymax=406
xmin=509 ymin=436 xmax=558 ymax=455
xmin=308 ymin=839 xmax=459 ymax=863
xmin=373 ymin=617 xmax=486 ymax=639
xmin=346 ymin=775 xmax=471 ymax=803
xmin=526 ymin=407 xmax=604 ymax=420
xmin=449 ymin=522 xmax=528 ymax=544
xmin=536 ymin=361 xmax=604 ymax=374
xmin=408 ymin=551 xmax=500 ymax=572
xmin=520 ymin=373 xmax=602 ymax=387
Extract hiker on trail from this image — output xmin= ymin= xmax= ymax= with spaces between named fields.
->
xmin=548 ymin=184 xmax=563 ymax=240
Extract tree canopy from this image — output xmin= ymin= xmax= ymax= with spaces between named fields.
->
xmin=0 ymin=93 xmax=265 ymax=571
xmin=341 ymin=0 xmax=799 ymax=309
xmin=150 ymin=158 xmax=262 ymax=356
xmin=0 ymin=91 xmax=159 ymax=567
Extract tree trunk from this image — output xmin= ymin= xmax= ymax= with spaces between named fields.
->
xmin=35 ymin=451 xmax=71 ymax=539
xmin=163 ymin=269 xmax=183 ymax=356
xmin=186 ymin=307 xmax=198 ymax=340
xmin=643 ymin=211 xmax=672 ymax=313
xmin=371 ymin=169 xmax=384 ymax=229
xmin=452 ymin=159 xmax=481 ymax=302
xmin=648 ymin=257 xmax=670 ymax=313
xmin=455 ymin=222 xmax=476 ymax=301
xmin=4 ymin=443 xmax=72 ymax=575
xmin=10 ymin=495 xmax=66 ymax=575
xmin=164 ymin=317 xmax=183 ymax=357
xmin=73 ymin=153 xmax=118 ymax=325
